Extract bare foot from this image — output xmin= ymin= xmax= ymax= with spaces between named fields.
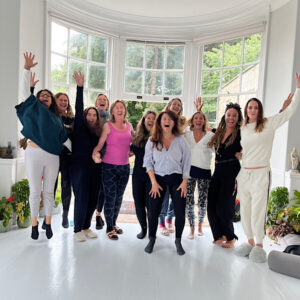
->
xmin=222 ymin=239 xmax=236 ymax=248
xmin=198 ymin=224 xmax=203 ymax=236
xmin=248 ymin=238 xmax=255 ymax=247
xmin=188 ymin=227 xmax=194 ymax=239
xmin=213 ymin=236 xmax=227 ymax=244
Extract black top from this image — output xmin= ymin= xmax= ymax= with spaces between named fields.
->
xmin=61 ymin=116 xmax=74 ymax=157
xmin=131 ymin=144 xmax=147 ymax=176
xmin=72 ymin=86 xmax=99 ymax=162
xmin=215 ymin=130 xmax=241 ymax=162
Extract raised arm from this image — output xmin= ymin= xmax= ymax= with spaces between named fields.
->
xmin=73 ymin=72 xmax=84 ymax=124
xmin=194 ymin=97 xmax=204 ymax=112
xmin=22 ymin=52 xmax=38 ymax=100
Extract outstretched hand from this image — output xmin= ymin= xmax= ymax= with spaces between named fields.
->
xmin=24 ymin=52 xmax=38 ymax=70
xmin=73 ymin=71 xmax=84 ymax=87
xmin=281 ymin=93 xmax=294 ymax=112
xmin=296 ymin=72 xmax=300 ymax=89
xmin=30 ymin=72 xmax=39 ymax=87
xmin=194 ymin=97 xmax=204 ymax=112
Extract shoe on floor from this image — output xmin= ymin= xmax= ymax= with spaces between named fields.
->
xmin=83 ymin=229 xmax=98 ymax=239
xmin=96 ymin=215 xmax=104 ymax=230
xmin=42 ymin=218 xmax=46 ymax=230
xmin=45 ymin=224 xmax=53 ymax=239
xmin=62 ymin=211 xmax=69 ymax=228
xmin=31 ymin=223 xmax=39 ymax=240
xmin=74 ymin=232 xmax=86 ymax=242
xmin=249 ymin=246 xmax=267 ymax=263
xmin=234 ymin=243 xmax=253 ymax=257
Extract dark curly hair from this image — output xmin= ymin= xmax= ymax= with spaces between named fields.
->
xmin=36 ymin=89 xmax=59 ymax=116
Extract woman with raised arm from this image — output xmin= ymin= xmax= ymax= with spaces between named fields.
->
xmin=131 ymin=111 xmax=156 ymax=239
xmin=71 ymin=72 xmax=102 ymax=242
xmin=235 ymin=73 xmax=300 ymax=263
xmin=143 ymin=111 xmax=191 ymax=255
xmin=184 ymin=111 xmax=214 ymax=239
xmin=92 ymin=100 xmax=132 ymax=240
xmin=94 ymin=93 xmax=110 ymax=230
xmin=16 ymin=52 xmax=67 ymax=240
xmin=207 ymin=103 xmax=243 ymax=249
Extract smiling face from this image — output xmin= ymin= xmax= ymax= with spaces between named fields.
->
xmin=95 ymin=94 xmax=109 ymax=111
xmin=144 ymin=113 xmax=156 ymax=132
xmin=225 ymin=108 xmax=239 ymax=129
xmin=112 ymin=101 xmax=126 ymax=120
xmin=38 ymin=90 xmax=52 ymax=108
xmin=160 ymin=113 xmax=175 ymax=133
xmin=246 ymin=100 xmax=259 ymax=123
xmin=192 ymin=112 xmax=205 ymax=131
xmin=56 ymin=94 xmax=69 ymax=113
xmin=169 ymin=99 xmax=182 ymax=115
xmin=86 ymin=108 xmax=98 ymax=126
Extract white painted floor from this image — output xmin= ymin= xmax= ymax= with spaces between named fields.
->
xmin=0 ymin=216 xmax=299 ymax=300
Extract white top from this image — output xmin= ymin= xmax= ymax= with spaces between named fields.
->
xmin=184 ymin=130 xmax=214 ymax=170
xmin=241 ymin=88 xmax=300 ymax=168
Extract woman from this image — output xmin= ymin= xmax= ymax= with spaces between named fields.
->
xmin=16 ymin=52 xmax=67 ymax=240
xmin=235 ymin=73 xmax=300 ymax=263
xmin=184 ymin=112 xmax=214 ymax=239
xmin=92 ymin=100 xmax=132 ymax=240
xmin=54 ymin=92 xmax=74 ymax=228
xmin=71 ymin=72 xmax=102 ymax=242
xmin=207 ymin=103 xmax=243 ymax=249
xmin=94 ymin=93 xmax=110 ymax=230
xmin=159 ymin=97 xmax=187 ymax=235
xmin=131 ymin=111 xmax=156 ymax=239
xmin=143 ymin=111 xmax=191 ymax=255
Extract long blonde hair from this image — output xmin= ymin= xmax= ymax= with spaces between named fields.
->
xmin=54 ymin=93 xmax=74 ymax=118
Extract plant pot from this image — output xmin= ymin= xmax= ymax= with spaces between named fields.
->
xmin=17 ymin=216 xmax=31 ymax=228
xmin=12 ymin=212 xmax=17 ymax=225
xmin=0 ymin=219 xmax=13 ymax=233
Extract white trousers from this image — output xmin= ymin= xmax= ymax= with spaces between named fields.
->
xmin=237 ymin=167 xmax=270 ymax=244
xmin=25 ymin=146 xmax=59 ymax=218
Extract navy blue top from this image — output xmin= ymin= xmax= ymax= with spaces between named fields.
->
xmin=16 ymin=94 xmax=67 ymax=155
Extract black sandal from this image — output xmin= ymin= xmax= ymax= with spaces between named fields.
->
xmin=113 ymin=226 xmax=123 ymax=234
xmin=107 ymin=230 xmax=118 ymax=240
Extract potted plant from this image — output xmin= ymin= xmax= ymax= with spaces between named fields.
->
xmin=11 ymin=179 xmax=31 ymax=228
xmin=287 ymin=190 xmax=300 ymax=233
xmin=0 ymin=196 xmax=14 ymax=232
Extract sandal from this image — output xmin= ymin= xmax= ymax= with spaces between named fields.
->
xmin=159 ymin=226 xmax=169 ymax=236
xmin=113 ymin=226 xmax=123 ymax=234
xmin=107 ymin=230 xmax=118 ymax=240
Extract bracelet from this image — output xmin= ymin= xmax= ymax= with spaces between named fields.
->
xmin=151 ymin=181 xmax=157 ymax=185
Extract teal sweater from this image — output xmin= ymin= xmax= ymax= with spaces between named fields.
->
xmin=16 ymin=94 xmax=67 ymax=155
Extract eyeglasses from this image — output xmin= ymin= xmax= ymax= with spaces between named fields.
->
xmin=39 ymin=93 xmax=51 ymax=98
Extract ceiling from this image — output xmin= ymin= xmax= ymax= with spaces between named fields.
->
xmin=47 ymin=0 xmax=290 ymax=41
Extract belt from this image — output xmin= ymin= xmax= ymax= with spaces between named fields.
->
xmin=215 ymin=158 xmax=238 ymax=164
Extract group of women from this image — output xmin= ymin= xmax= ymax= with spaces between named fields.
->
xmin=17 ymin=52 xmax=300 ymax=262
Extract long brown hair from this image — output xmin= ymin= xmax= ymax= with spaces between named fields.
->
xmin=83 ymin=107 xmax=102 ymax=137
xmin=55 ymin=92 xmax=74 ymax=118
xmin=151 ymin=111 xmax=183 ymax=151
xmin=109 ymin=100 xmax=128 ymax=123
xmin=188 ymin=111 xmax=208 ymax=132
xmin=208 ymin=102 xmax=243 ymax=148
xmin=244 ymin=97 xmax=267 ymax=132
xmin=132 ymin=111 xmax=156 ymax=148
xmin=164 ymin=97 xmax=187 ymax=128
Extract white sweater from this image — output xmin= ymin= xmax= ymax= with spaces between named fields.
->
xmin=184 ymin=130 xmax=214 ymax=170
xmin=241 ymin=88 xmax=300 ymax=168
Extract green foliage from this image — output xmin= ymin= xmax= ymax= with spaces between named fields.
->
xmin=0 ymin=197 xmax=14 ymax=227
xmin=11 ymin=179 xmax=30 ymax=222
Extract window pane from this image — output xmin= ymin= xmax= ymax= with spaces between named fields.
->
xmin=52 ymin=85 xmax=68 ymax=95
xmin=145 ymin=71 xmax=163 ymax=95
xmin=241 ymin=64 xmax=259 ymax=92
xmin=51 ymin=23 xmax=68 ymax=54
xmin=202 ymin=97 xmax=217 ymax=123
xmin=88 ymin=64 xmax=106 ymax=90
xmin=203 ymin=43 xmax=222 ymax=68
xmin=69 ymin=30 xmax=87 ymax=59
xmin=217 ymin=96 xmax=238 ymax=122
xmin=202 ymin=70 xmax=221 ymax=95
xmin=239 ymin=94 xmax=256 ymax=111
xmin=244 ymin=34 xmax=261 ymax=64
xmin=126 ymin=42 xmax=144 ymax=68
xmin=146 ymin=45 xmax=164 ymax=69
xmin=89 ymin=36 xmax=107 ymax=63
xmin=224 ymin=38 xmax=242 ymax=67
xmin=166 ymin=46 xmax=184 ymax=69
xmin=222 ymin=67 xmax=241 ymax=94
xmin=51 ymin=54 xmax=67 ymax=84
xmin=69 ymin=87 xmax=88 ymax=109
xmin=164 ymin=72 xmax=183 ymax=95
xmin=69 ymin=59 xmax=86 ymax=85
xmin=125 ymin=69 xmax=143 ymax=93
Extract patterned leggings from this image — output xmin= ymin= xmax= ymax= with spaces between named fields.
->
xmin=186 ymin=178 xmax=210 ymax=228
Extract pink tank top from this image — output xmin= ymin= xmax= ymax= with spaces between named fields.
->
xmin=102 ymin=121 xmax=131 ymax=165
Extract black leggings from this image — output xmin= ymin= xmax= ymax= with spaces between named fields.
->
xmin=148 ymin=173 xmax=186 ymax=239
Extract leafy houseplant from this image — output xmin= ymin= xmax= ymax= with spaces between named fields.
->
xmin=288 ymin=190 xmax=300 ymax=233
xmin=11 ymin=179 xmax=31 ymax=228
xmin=0 ymin=196 xmax=14 ymax=229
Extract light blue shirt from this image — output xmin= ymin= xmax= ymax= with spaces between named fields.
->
xmin=143 ymin=135 xmax=191 ymax=179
